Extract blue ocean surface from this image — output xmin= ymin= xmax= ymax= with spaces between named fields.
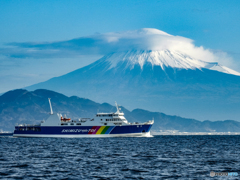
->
xmin=0 ymin=135 xmax=239 ymax=179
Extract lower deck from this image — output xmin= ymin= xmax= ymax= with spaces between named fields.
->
xmin=13 ymin=124 xmax=152 ymax=137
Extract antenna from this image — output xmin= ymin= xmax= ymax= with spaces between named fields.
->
xmin=48 ymin=98 xmax=53 ymax=115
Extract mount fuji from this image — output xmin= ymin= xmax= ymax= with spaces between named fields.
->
xmin=26 ymin=49 xmax=240 ymax=121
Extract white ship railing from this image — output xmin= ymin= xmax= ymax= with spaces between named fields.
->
xmin=129 ymin=120 xmax=154 ymax=125
xmin=15 ymin=124 xmax=41 ymax=127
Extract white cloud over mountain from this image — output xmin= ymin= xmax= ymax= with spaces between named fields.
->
xmin=0 ymin=28 xmax=235 ymax=68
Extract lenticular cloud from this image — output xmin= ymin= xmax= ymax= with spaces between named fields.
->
xmin=6 ymin=28 xmax=233 ymax=67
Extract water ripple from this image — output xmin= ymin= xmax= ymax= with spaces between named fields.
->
xmin=0 ymin=136 xmax=240 ymax=179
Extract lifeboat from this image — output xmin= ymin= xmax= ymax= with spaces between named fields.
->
xmin=61 ymin=114 xmax=71 ymax=121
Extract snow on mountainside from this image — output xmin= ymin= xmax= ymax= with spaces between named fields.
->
xmin=26 ymin=48 xmax=240 ymax=121
xmin=105 ymin=50 xmax=240 ymax=76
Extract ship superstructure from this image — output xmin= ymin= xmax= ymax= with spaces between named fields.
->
xmin=13 ymin=99 xmax=154 ymax=137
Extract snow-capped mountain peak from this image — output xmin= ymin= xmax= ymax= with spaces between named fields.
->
xmin=102 ymin=50 xmax=240 ymax=76
xmin=26 ymin=48 xmax=240 ymax=121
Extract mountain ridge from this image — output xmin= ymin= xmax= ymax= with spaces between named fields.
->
xmin=1 ymin=89 xmax=240 ymax=132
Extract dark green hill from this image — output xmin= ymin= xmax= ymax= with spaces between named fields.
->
xmin=0 ymin=89 xmax=240 ymax=132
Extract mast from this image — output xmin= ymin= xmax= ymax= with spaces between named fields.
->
xmin=48 ymin=98 xmax=53 ymax=115
xmin=115 ymin=101 xmax=120 ymax=114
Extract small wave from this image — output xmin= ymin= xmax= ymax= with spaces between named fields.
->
xmin=0 ymin=135 xmax=239 ymax=179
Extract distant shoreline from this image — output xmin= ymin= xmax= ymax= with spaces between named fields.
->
xmin=151 ymin=132 xmax=240 ymax=135
xmin=1 ymin=132 xmax=240 ymax=137
xmin=0 ymin=133 xmax=13 ymax=136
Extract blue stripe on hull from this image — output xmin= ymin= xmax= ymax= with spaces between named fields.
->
xmin=105 ymin=126 xmax=115 ymax=134
xmin=14 ymin=125 xmax=152 ymax=136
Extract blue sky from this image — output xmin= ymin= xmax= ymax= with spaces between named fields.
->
xmin=0 ymin=0 xmax=240 ymax=92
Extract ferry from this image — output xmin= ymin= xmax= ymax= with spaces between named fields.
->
xmin=13 ymin=99 xmax=154 ymax=138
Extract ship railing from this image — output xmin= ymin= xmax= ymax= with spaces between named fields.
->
xmin=144 ymin=120 xmax=154 ymax=124
xmin=78 ymin=118 xmax=91 ymax=122
xmin=129 ymin=120 xmax=154 ymax=125
xmin=15 ymin=123 xmax=41 ymax=127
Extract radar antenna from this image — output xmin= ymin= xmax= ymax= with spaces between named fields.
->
xmin=48 ymin=98 xmax=53 ymax=115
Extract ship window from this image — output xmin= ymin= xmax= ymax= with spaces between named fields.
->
xmin=104 ymin=123 xmax=107 ymax=125
xmin=101 ymin=119 xmax=102 ymax=121
xmin=22 ymin=127 xmax=41 ymax=131
xmin=76 ymin=123 xmax=81 ymax=125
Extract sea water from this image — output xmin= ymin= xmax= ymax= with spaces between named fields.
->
xmin=0 ymin=135 xmax=239 ymax=179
